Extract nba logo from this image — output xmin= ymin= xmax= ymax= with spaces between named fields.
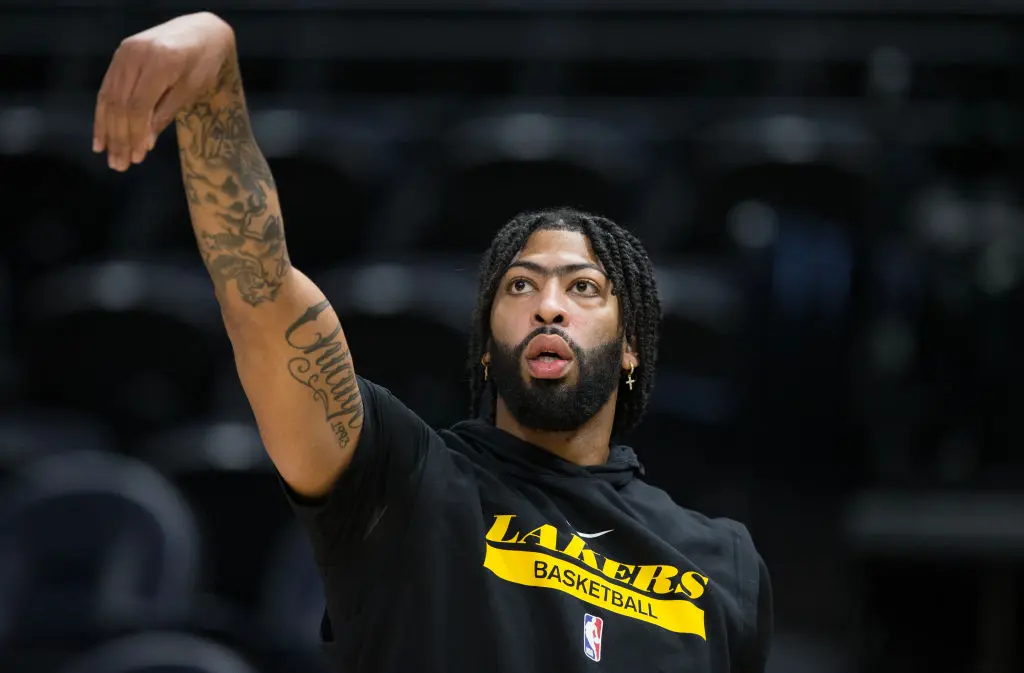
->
xmin=583 ymin=613 xmax=603 ymax=662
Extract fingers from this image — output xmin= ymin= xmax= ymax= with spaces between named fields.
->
xmin=95 ymin=44 xmax=144 ymax=171
xmin=92 ymin=66 xmax=113 ymax=154
xmin=125 ymin=71 xmax=170 ymax=164
xmin=94 ymin=39 xmax=177 ymax=171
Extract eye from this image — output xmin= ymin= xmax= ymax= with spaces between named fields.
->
xmin=572 ymin=279 xmax=600 ymax=296
xmin=508 ymin=278 xmax=534 ymax=294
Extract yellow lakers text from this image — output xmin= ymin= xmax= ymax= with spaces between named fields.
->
xmin=483 ymin=514 xmax=709 ymax=637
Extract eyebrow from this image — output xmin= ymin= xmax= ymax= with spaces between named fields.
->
xmin=506 ymin=260 xmax=607 ymax=278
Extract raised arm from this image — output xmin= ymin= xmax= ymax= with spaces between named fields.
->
xmin=93 ymin=13 xmax=363 ymax=497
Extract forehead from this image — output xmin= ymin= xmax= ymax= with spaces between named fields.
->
xmin=509 ymin=228 xmax=602 ymax=269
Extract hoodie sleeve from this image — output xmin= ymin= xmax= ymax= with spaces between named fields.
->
xmin=726 ymin=520 xmax=774 ymax=672
xmin=281 ymin=376 xmax=447 ymax=567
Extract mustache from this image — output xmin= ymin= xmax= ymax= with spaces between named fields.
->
xmin=513 ymin=326 xmax=583 ymax=359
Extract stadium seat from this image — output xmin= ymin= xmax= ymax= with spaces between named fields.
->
xmin=0 ymin=259 xmax=17 ymax=410
xmin=0 ymin=451 xmax=201 ymax=648
xmin=0 ymin=351 xmax=15 ymax=412
xmin=626 ymin=264 xmax=748 ymax=494
xmin=655 ymin=262 xmax=746 ymax=382
xmin=17 ymin=260 xmax=225 ymax=442
xmin=147 ymin=154 xmax=379 ymax=268
xmin=681 ymin=110 xmax=873 ymax=257
xmin=140 ymin=110 xmax=388 ymax=272
xmin=844 ymin=490 xmax=1024 ymax=673
xmin=342 ymin=313 xmax=470 ymax=428
xmin=0 ymin=409 xmax=115 ymax=476
xmin=263 ymin=155 xmax=379 ymax=270
xmin=427 ymin=158 xmax=627 ymax=251
xmin=139 ymin=421 xmax=291 ymax=617
xmin=317 ymin=261 xmax=476 ymax=429
xmin=258 ymin=523 xmax=324 ymax=652
xmin=0 ymin=154 xmax=120 ymax=279
xmin=864 ymin=180 xmax=1024 ymax=489
xmin=412 ymin=111 xmax=640 ymax=254
xmin=58 ymin=632 xmax=262 ymax=673
xmin=255 ymin=524 xmax=331 ymax=673
xmin=682 ymin=117 xmax=870 ymax=488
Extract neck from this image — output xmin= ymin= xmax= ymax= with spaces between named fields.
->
xmin=494 ymin=395 xmax=617 ymax=466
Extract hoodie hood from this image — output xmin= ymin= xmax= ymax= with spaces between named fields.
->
xmin=449 ymin=419 xmax=645 ymax=488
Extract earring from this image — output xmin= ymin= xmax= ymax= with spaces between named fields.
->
xmin=625 ymin=363 xmax=636 ymax=391
xmin=482 ymin=358 xmax=489 ymax=381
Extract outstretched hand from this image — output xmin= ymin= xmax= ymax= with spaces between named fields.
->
xmin=93 ymin=12 xmax=236 ymax=172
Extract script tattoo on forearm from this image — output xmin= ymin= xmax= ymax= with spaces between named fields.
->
xmin=284 ymin=300 xmax=364 ymax=448
xmin=176 ymin=59 xmax=290 ymax=306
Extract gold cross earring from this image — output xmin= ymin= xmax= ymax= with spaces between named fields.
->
xmin=482 ymin=358 xmax=489 ymax=381
xmin=626 ymin=363 xmax=635 ymax=391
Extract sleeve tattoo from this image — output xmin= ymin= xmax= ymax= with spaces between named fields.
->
xmin=176 ymin=61 xmax=291 ymax=306
xmin=177 ymin=64 xmax=362 ymax=451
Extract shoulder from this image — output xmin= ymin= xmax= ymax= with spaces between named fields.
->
xmin=625 ymin=480 xmax=742 ymax=542
xmin=635 ymin=484 xmax=771 ymax=665
xmin=666 ymin=497 xmax=771 ymax=663
xmin=628 ymin=481 xmax=766 ymax=608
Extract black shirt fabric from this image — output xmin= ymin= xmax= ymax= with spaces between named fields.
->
xmin=285 ymin=377 xmax=773 ymax=672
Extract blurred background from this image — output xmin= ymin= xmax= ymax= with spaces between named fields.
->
xmin=1 ymin=1 xmax=1023 ymax=672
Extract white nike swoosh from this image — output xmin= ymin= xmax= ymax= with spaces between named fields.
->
xmin=576 ymin=529 xmax=613 ymax=539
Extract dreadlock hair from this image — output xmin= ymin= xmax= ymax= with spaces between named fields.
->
xmin=467 ymin=206 xmax=661 ymax=439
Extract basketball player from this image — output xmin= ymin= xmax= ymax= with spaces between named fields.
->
xmin=94 ymin=13 xmax=772 ymax=672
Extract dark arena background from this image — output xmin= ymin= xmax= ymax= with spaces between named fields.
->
xmin=1 ymin=1 xmax=1023 ymax=672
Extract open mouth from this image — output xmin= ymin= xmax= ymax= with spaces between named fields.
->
xmin=524 ymin=334 xmax=574 ymax=379
xmin=524 ymin=334 xmax=574 ymax=362
xmin=532 ymin=351 xmax=568 ymax=362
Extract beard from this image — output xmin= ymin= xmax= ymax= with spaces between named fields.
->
xmin=489 ymin=326 xmax=623 ymax=432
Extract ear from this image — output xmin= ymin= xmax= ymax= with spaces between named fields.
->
xmin=620 ymin=336 xmax=639 ymax=370
xmin=481 ymin=352 xmax=491 ymax=367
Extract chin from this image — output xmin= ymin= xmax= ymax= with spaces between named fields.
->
xmin=524 ymin=373 xmax=575 ymax=388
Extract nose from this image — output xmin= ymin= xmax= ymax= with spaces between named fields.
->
xmin=533 ymin=282 xmax=567 ymax=326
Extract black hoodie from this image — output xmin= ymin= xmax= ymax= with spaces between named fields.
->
xmin=286 ymin=377 xmax=772 ymax=672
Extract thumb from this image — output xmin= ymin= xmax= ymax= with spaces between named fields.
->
xmin=150 ymin=85 xmax=195 ymax=146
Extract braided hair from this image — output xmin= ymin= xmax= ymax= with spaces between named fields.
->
xmin=467 ymin=207 xmax=661 ymax=438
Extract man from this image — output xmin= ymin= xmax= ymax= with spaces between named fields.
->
xmin=94 ymin=12 xmax=772 ymax=672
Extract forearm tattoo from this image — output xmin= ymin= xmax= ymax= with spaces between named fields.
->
xmin=285 ymin=300 xmax=364 ymax=448
xmin=176 ymin=60 xmax=290 ymax=306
